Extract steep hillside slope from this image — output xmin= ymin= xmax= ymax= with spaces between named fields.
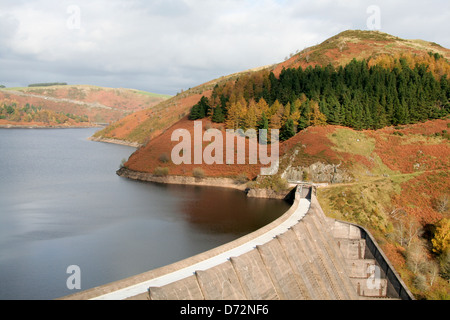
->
xmin=91 ymin=64 xmax=274 ymax=145
xmin=91 ymin=90 xmax=212 ymax=145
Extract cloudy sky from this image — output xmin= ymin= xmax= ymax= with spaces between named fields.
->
xmin=1 ymin=0 xmax=449 ymax=95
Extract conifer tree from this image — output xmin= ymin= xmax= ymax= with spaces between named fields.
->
xmin=258 ymin=112 xmax=269 ymax=144
xmin=189 ymin=96 xmax=210 ymax=120
xmin=280 ymin=118 xmax=296 ymax=141
xmin=282 ymin=102 xmax=291 ymax=126
xmin=309 ymin=100 xmax=327 ymax=126
xmin=205 ymin=56 xmax=449 ymax=131
xmin=256 ymin=97 xmax=270 ymax=119
xmin=211 ymin=105 xmax=225 ymax=123
xmin=243 ymin=99 xmax=258 ymax=129
xmin=225 ymin=100 xmax=246 ymax=130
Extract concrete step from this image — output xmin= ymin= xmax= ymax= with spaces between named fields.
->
xmin=299 ymin=216 xmax=350 ymax=300
xmin=308 ymin=216 xmax=361 ymax=300
xmin=335 ymin=238 xmax=366 ymax=260
xmin=332 ymin=221 xmax=363 ymax=240
xmin=308 ymin=201 xmax=373 ymax=299
xmin=351 ymin=278 xmax=388 ymax=298
xmin=304 ymin=213 xmax=360 ymax=300
xmin=346 ymin=259 xmax=377 ymax=279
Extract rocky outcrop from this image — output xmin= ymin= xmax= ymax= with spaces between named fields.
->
xmin=246 ymin=188 xmax=293 ymax=200
xmin=282 ymin=161 xmax=353 ymax=184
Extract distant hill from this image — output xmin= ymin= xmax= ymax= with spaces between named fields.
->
xmin=0 ymin=84 xmax=171 ymax=127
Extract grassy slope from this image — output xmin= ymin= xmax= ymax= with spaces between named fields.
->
xmin=314 ymin=119 xmax=450 ymax=299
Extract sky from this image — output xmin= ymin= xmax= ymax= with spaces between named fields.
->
xmin=1 ymin=0 xmax=449 ymax=95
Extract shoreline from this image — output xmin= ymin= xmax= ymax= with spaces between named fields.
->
xmin=88 ymin=137 xmax=143 ymax=148
xmin=0 ymin=124 xmax=103 ymax=129
xmin=116 ymin=167 xmax=294 ymax=200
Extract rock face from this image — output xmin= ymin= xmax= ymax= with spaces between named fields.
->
xmin=246 ymin=188 xmax=293 ymax=200
xmin=282 ymin=162 xmax=353 ymax=184
xmin=89 ymin=137 xmax=143 ymax=148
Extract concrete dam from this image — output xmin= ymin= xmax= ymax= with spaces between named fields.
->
xmin=62 ymin=185 xmax=414 ymax=300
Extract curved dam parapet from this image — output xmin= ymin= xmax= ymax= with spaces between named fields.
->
xmin=61 ymin=185 xmax=414 ymax=300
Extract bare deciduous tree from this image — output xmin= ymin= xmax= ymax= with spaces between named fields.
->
xmin=392 ymin=213 xmax=422 ymax=248
xmin=406 ymin=241 xmax=426 ymax=274
xmin=434 ymin=194 xmax=449 ymax=213
xmin=423 ymin=260 xmax=440 ymax=287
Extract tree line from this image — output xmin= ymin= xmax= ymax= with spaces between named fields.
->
xmin=28 ymin=82 xmax=68 ymax=87
xmin=189 ymin=57 xmax=450 ymax=141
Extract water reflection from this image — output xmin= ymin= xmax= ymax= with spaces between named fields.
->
xmin=0 ymin=128 xmax=291 ymax=299
xmin=167 ymin=184 xmax=291 ymax=235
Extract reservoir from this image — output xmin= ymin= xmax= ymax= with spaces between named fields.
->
xmin=0 ymin=128 xmax=290 ymax=300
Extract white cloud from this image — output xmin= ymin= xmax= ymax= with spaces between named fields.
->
xmin=0 ymin=0 xmax=449 ymax=94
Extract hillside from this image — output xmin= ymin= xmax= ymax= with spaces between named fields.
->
xmin=91 ymin=65 xmax=275 ymax=145
xmin=0 ymin=98 xmax=92 ymax=128
xmin=311 ymin=120 xmax=450 ymax=299
xmin=94 ymin=30 xmax=450 ymax=145
xmin=272 ymin=30 xmax=450 ymax=76
xmin=106 ymin=30 xmax=450 ymax=299
xmin=0 ymin=84 xmax=171 ymax=127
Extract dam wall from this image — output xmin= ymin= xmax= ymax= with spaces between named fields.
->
xmin=309 ymin=192 xmax=415 ymax=300
xmin=329 ymin=217 xmax=415 ymax=300
xmin=61 ymin=185 xmax=413 ymax=300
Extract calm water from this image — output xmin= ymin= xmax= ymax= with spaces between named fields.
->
xmin=0 ymin=128 xmax=290 ymax=300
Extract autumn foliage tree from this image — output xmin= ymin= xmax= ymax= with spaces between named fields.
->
xmin=243 ymin=99 xmax=258 ymax=129
xmin=432 ymin=218 xmax=450 ymax=255
xmin=309 ymin=100 xmax=327 ymax=127
xmin=189 ymin=56 xmax=450 ymax=136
